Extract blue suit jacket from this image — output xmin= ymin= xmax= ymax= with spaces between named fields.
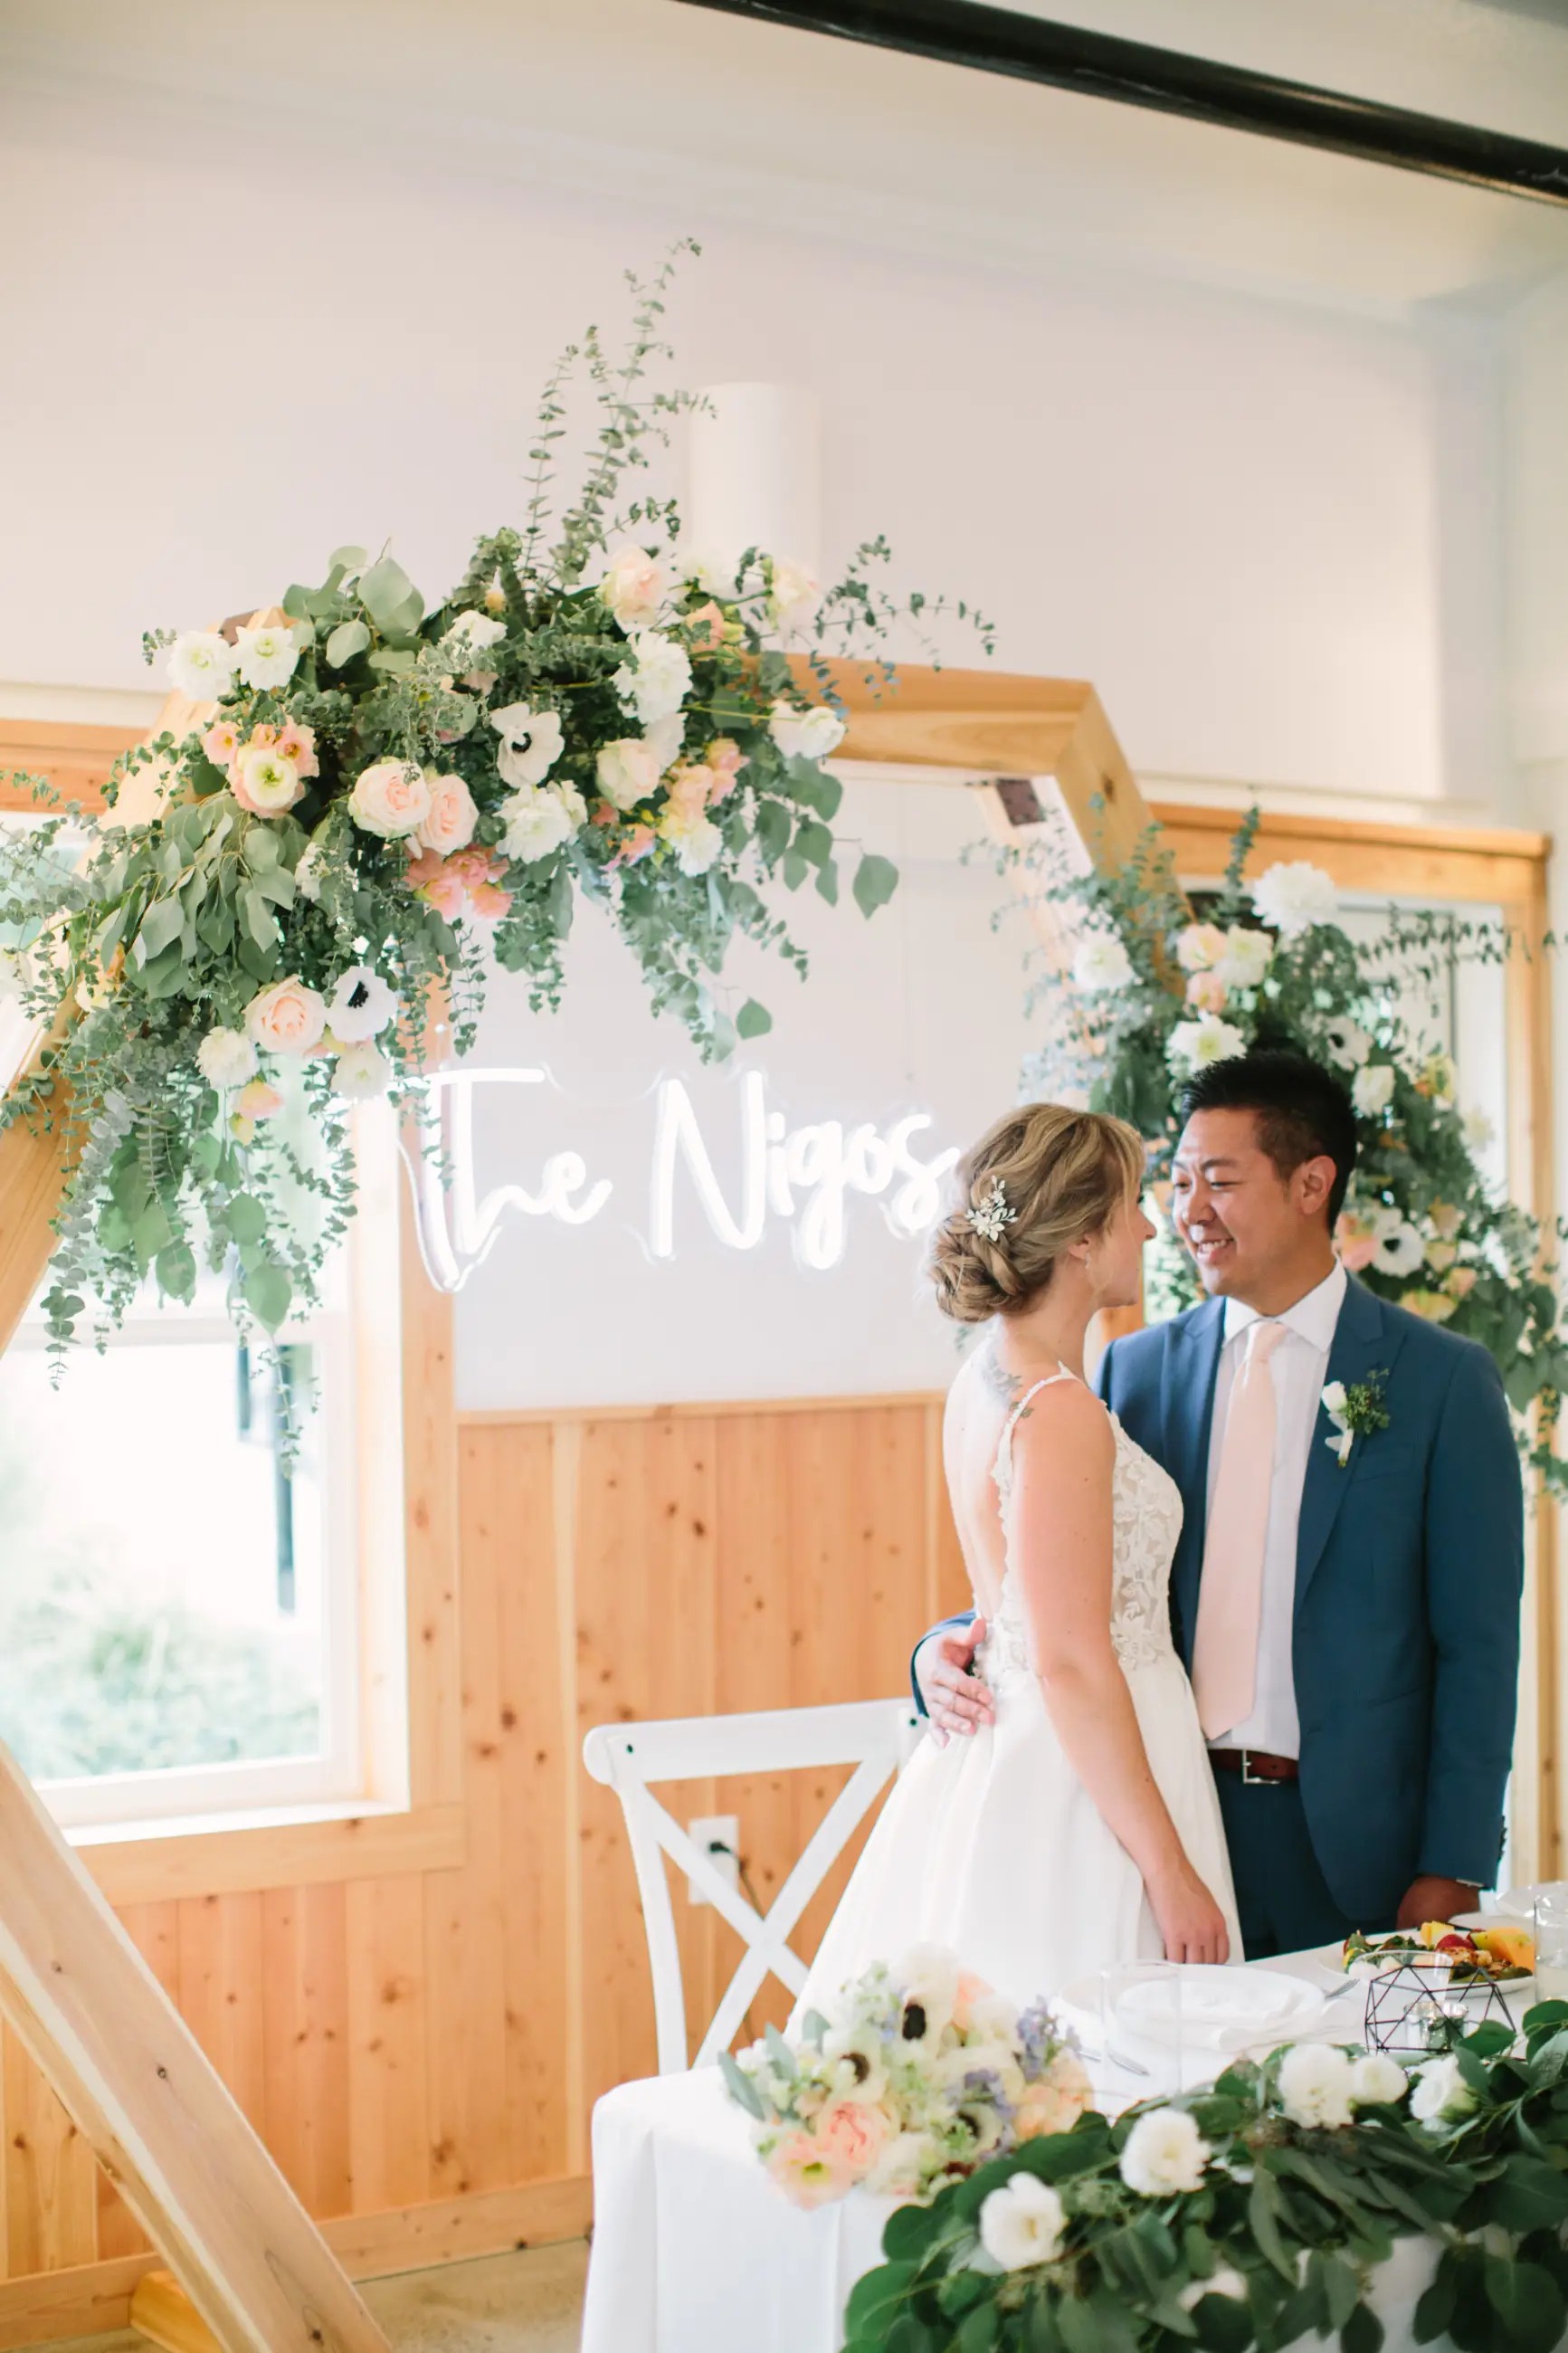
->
xmin=917 ymin=1278 xmax=1524 ymax=1924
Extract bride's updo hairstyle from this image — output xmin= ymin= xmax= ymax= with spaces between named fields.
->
xmin=929 ymin=1103 xmax=1145 ymax=1324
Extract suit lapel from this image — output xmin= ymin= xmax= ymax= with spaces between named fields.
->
xmin=1295 ymin=1276 xmax=1395 ymax=1605
xmin=1162 ymin=1298 xmax=1225 ymax=1653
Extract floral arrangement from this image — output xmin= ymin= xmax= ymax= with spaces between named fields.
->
xmin=845 ymin=2003 xmax=1568 ymax=2353
xmin=720 ymin=1946 xmax=1092 ymax=2208
xmin=0 ymin=250 xmax=988 ymax=1355
xmin=1009 ymin=807 xmax=1568 ymax=1491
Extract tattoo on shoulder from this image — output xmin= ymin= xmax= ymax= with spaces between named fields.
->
xmin=979 ymin=1345 xmax=1023 ymax=1407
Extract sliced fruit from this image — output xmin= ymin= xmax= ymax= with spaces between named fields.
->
xmin=1476 ymin=1925 xmax=1535 ymax=1972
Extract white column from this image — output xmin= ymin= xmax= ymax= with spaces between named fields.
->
xmin=685 ymin=383 xmax=822 ymax=581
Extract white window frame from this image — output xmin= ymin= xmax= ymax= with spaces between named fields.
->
xmin=0 ymin=1100 xmax=404 ymax=1836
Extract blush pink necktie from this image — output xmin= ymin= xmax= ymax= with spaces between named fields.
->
xmin=1191 ymin=1319 xmax=1288 ymax=1741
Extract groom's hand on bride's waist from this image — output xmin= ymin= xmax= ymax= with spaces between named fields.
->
xmin=917 ymin=1620 xmax=996 ymax=1746
xmin=1395 ymin=1875 xmax=1481 ymax=1931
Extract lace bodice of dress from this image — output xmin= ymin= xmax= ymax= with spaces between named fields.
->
xmin=984 ymin=1372 xmax=1183 ymax=1681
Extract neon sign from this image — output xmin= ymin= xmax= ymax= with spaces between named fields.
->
xmin=408 ymin=1067 xmax=958 ymax=1294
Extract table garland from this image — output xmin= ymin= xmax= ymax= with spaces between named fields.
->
xmin=845 ymin=2002 xmax=1568 ymax=2353
xmin=0 ymin=248 xmax=989 ymax=1352
xmin=1007 ymin=808 xmax=1568 ymax=1494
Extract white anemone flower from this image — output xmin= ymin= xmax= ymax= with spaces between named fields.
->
xmin=490 ymin=704 xmax=565 ymax=788
xmin=1373 ymin=1218 xmax=1425 ymax=1278
xmin=327 ymin=966 xmax=398 ymax=1044
xmin=1324 ymin=1016 xmax=1373 ymax=1070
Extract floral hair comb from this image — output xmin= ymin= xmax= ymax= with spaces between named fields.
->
xmin=967 ymin=1179 xmax=1018 ymax=1244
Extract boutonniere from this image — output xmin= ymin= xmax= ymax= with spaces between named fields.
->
xmin=1321 ymin=1372 xmax=1391 ymax=1467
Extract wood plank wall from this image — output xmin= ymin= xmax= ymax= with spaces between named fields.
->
xmin=0 ymin=1397 xmax=967 ymax=2327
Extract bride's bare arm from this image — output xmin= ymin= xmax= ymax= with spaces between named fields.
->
xmin=1011 ymin=1385 xmax=1230 ymax=1966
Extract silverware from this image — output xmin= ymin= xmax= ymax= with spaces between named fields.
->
xmin=1079 ymin=2040 xmax=1150 ymax=2077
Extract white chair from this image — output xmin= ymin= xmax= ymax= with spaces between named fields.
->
xmin=582 ymin=1698 xmax=923 ymax=2073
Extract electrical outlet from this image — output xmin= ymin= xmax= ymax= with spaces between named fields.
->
xmin=686 ymin=1815 xmax=740 ymax=1907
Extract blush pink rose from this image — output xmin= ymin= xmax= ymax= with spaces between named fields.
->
xmin=1335 ymin=1210 xmax=1380 ymax=1273
xmin=416 ymin=769 xmax=479 ymax=856
xmin=814 ymin=2101 xmax=891 ymax=2179
xmin=664 ymin=761 xmax=715 ymax=817
xmin=685 ymin=599 xmax=736 ymax=651
xmin=349 ymin=757 xmax=432 ymax=840
xmin=244 ymin=976 xmax=328 ymax=1055
xmin=600 ymin=543 xmax=668 ymax=630
xmin=706 ymin=738 xmax=747 ymax=801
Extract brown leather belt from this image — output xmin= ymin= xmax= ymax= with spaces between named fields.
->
xmin=1210 ymin=1747 xmax=1299 ymax=1785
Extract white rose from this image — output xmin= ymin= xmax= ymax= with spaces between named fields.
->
xmin=1118 ymin=2107 xmax=1211 ymax=2196
xmin=1179 ymin=2268 xmax=1249 ymax=2310
xmin=552 ymin=778 xmax=589 ymax=829
xmin=768 ymin=557 xmax=822 ymax=634
xmin=1324 ymin=1016 xmax=1373 ymax=1071
xmin=1277 ymin=2043 xmax=1354 ymax=2130
xmin=326 ymin=965 xmax=397 ymax=1044
xmin=596 ymin=738 xmax=662 ymax=811
xmin=1072 ymin=933 xmax=1135 ymax=995
xmin=1166 ymin=1015 xmax=1247 ymax=1073
xmin=660 ymin=805 xmax=724 ymax=877
xmin=1373 ymin=1218 xmax=1424 ymax=1278
xmin=1321 ymin=1380 xmax=1348 ymax=1419
xmin=977 ymin=2176 xmax=1066 ymax=2272
xmin=600 ymin=542 xmax=670 ymax=631
xmin=349 ymin=757 xmax=432 ymax=840
xmin=196 ymin=1027 xmax=257 ymax=1090
xmin=330 ymin=1041 xmax=393 ymax=1100
xmin=1251 ymin=860 xmax=1338 ymax=938
xmin=613 ymin=631 xmax=693 ymax=727
xmin=500 ymin=786 xmax=574 ymax=864
xmin=1353 ymin=1065 xmax=1396 ymax=1118
xmin=1216 ymin=927 xmax=1273 ymax=990
xmin=234 ymin=744 xmax=304 ymax=815
xmin=294 ymin=841 xmax=324 ymax=902
xmin=866 ymin=2130 xmax=940 ymax=2199
xmin=166 ymin=630 xmax=237 ymax=701
xmin=233 ymin=622 xmax=300 ymax=691
xmin=490 ymin=704 xmax=565 ymax=788
xmin=244 ymin=976 xmax=328 ymax=1056
xmin=1348 ymin=2053 xmax=1408 ymax=2108
xmin=768 ymin=700 xmax=847 ymax=763
xmin=442 ymin=608 xmax=506 ymax=653
xmin=1411 ymin=2053 xmax=1478 ymax=2127
xmin=644 ymin=710 xmax=686 ymax=772
xmin=416 ymin=770 xmax=479 ymax=856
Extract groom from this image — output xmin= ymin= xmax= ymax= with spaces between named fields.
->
xmin=916 ymin=1049 xmax=1525 ymax=1958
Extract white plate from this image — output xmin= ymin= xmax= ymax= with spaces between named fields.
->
xmin=1056 ymin=1966 xmax=1325 ymax=2056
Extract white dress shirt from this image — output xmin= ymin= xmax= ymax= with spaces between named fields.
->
xmin=1203 ymin=1259 xmax=1347 ymax=1758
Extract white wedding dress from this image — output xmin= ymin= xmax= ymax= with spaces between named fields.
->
xmin=798 ymin=1371 xmax=1241 ymax=2015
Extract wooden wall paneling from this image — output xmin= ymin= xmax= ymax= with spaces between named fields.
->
xmin=1 ymin=2033 xmax=94 ymax=2277
xmin=94 ymin=1906 xmax=180 ymax=2263
xmin=260 ymin=1885 xmax=353 ymax=2221
xmin=344 ymin=1878 xmax=431 ymax=2215
xmin=175 ymin=1893 xmax=267 ymax=2135
xmin=492 ymin=1424 xmax=575 ymax=2186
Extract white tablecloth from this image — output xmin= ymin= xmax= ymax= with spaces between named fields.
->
xmin=578 ymin=1951 xmax=1482 ymax=2353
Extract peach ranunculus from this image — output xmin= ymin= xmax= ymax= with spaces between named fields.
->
xmin=203 ymin=719 xmax=241 ymax=767
xmin=664 ymin=760 xmax=716 ymax=817
xmin=1184 ymin=969 xmax=1229 ymax=1015
xmin=763 ymin=2130 xmax=854 ymax=2210
xmin=416 ymin=769 xmax=480 ymax=856
xmin=233 ymin=1077 xmax=284 ymax=1121
xmin=813 ymin=2101 xmax=892 ymax=2180
xmin=348 ymin=757 xmax=432 ymax=840
xmin=271 ymin=719 xmax=318 ymax=779
xmin=244 ymin=976 xmax=328 ymax=1056
xmin=1402 ymin=1287 xmax=1458 ymax=1323
xmin=1335 ymin=1208 xmax=1381 ymax=1273
xmin=1174 ymin=921 xmax=1228 ymax=974
xmin=449 ymin=846 xmax=512 ymax=921
xmin=609 ymin=824 xmax=656 ymax=869
xmin=1014 ymin=2053 xmax=1093 ymax=2140
xmin=705 ymin=738 xmax=747 ymax=800
xmin=404 ymin=847 xmax=469 ymax=920
xmin=1446 ymin=1265 xmax=1478 ymax=1301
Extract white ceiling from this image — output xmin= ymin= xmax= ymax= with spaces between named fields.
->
xmin=5 ymin=0 xmax=1568 ymax=317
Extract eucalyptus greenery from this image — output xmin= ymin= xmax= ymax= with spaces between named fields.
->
xmin=0 ymin=246 xmax=990 ymax=1357
xmin=997 ymin=806 xmax=1568 ymax=1493
xmin=845 ymin=2004 xmax=1568 ymax=2353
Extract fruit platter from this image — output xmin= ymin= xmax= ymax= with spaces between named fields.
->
xmin=1340 ymin=1919 xmax=1535 ymax=1986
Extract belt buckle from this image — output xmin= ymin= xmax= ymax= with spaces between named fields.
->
xmin=1240 ymin=1749 xmax=1270 ymax=1786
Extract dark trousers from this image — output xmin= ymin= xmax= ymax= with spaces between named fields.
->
xmin=1214 ymin=1772 xmax=1362 ymax=1959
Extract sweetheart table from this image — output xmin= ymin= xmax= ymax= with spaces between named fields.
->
xmin=578 ymin=1950 xmax=1470 ymax=2353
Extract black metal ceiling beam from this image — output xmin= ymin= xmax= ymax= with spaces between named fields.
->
xmin=675 ymin=0 xmax=1568 ymax=208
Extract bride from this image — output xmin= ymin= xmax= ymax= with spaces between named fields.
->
xmin=799 ymin=1102 xmax=1239 ymax=2015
